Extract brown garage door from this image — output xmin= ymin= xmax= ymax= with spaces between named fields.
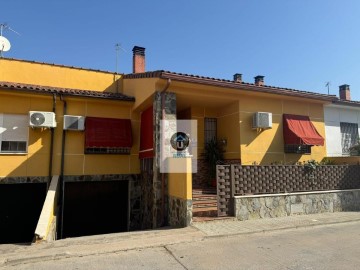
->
xmin=61 ymin=180 xmax=129 ymax=239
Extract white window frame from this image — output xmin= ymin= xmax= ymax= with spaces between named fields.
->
xmin=0 ymin=114 xmax=29 ymax=154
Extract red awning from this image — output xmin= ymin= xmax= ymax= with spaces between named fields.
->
xmin=283 ymin=114 xmax=324 ymax=146
xmin=139 ymin=106 xmax=154 ymax=159
xmin=85 ymin=117 xmax=132 ymax=148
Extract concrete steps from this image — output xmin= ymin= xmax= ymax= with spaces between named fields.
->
xmin=192 ymin=188 xmax=217 ymax=217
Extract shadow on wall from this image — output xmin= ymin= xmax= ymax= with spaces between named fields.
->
xmin=0 ymin=183 xmax=47 ymax=244
xmin=0 ymin=130 xmax=52 ymax=182
xmin=0 ymin=131 xmax=50 ymax=243
xmin=0 ymin=111 xmax=60 ymax=242
xmin=103 ymin=75 xmax=122 ymax=94
xmin=339 ymin=166 xmax=360 ymax=191
xmin=336 ymin=192 xmax=360 ymax=212
xmin=329 ymin=156 xmax=360 ymax=165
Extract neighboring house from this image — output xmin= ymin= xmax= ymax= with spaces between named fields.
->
xmin=0 ymin=59 xmax=140 ymax=242
xmin=324 ymin=84 xmax=360 ymax=157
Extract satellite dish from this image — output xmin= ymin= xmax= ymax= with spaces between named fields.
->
xmin=0 ymin=36 xmax=11 ymax=52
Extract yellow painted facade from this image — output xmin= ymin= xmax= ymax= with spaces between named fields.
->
xmin=239 ymin=95 xmax=327 ymax=165
xmin=0 ymin=58 xmax=330 ymax=186
xmin=0 ymin=59 xmax=140 ymax=178
xmin=0 ymin=58 xmax=120 ymax=92
xmin=122 ymin=78 xmax=158 ymax=110
xmin=170 ymin=81 xmax=329 ymax=166
xmin=168 ymin=158 xmax=192 ymax=200
xmin=328 ymin=156 xmax=360 ymax=165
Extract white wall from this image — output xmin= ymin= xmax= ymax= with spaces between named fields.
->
xmin=324 ymin=105 xmax=360 ymax=157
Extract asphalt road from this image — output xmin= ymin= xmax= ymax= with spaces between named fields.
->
xmin=4 ymin=221 xmax=360 ymax=270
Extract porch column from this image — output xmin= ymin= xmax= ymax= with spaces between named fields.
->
xmin=168 ymin=158 xmax=193 ymax=227
xmin=153 ymin=91 xmax=177 ymax=228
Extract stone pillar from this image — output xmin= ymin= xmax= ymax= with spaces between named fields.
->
xmin=153 ymin=91 xmax=177 ymax=228
xmin=168 ymin=158 xmax=193 ymax=227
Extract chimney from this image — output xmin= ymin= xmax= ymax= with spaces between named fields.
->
xmin=339 ymin=84 xmax=351 ymax=100
xmin=132 ymin=46 xmax=145 ymax=73
xmin=254 ymin=75 xmax=265 ymax=86
xmin=233 ymin=73 xmax=242 ymax=83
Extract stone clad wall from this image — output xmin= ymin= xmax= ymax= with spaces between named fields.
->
xmin=0 ymin=176 xmax=48 ymax=184
xmin=217 ymin=164 xmax=360 ymax=217
xmin=168 ymin=196 xmax=192 ymax=227
xmin=153 ymin=91 xmax=177 ymax=228
xmin=234 ymin=189 xmax=360 ymax=221
xmin=139 ymin=158 xmax=154 ymax=229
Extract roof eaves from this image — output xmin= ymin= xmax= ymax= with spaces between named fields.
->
xmin=0 ymin=81 xmax=135 ymax=102
xmin=333 ymin=99 xmax=360 ymax=108
xmin=159 ymin=72 xmax=337 ymax=102
xmin=122 ymin=70 xmax=164 ymax=79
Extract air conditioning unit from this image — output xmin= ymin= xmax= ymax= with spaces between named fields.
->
xmin=29 ymin=111 xmax=56 ymax=128
xmin=63 ymin=115 xmax=85 ymax=131
xmin=252 ymin=112 xmax=272 ymax=129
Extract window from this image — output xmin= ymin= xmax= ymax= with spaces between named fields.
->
xmin=340 ymin=122 xmax=359 ymax=155
xmin=85 ymin=117 xmax=132 ymax=154
xmin=0 ymin=114 xmax=28 ymax=154
xmin=204 ymin=118 xmax=217 ymax=144
xmin=85 ymin=147 xmax=131 ymax=154
xmin=284 ymin=144 xmax=311 ymax=154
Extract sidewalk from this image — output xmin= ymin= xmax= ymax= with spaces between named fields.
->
xmin=192 ymin=211 xmax=360 ymax=237
xmin=1 ymin=212 xmax=360 ymax=268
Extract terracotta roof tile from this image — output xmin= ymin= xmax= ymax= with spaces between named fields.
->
xmin=124 ymin=70 xmax=338 ymax=102
xmin=0 ymin=81 xmax=135 ymax=102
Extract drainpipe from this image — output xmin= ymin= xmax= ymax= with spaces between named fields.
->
xmin=59 ymin=95 xmax=67 ymax=239
xmin=160 ymin=78 xmax=171 ymax=226
xmin=48 ymin=93 xmax=56 ymax=189
xmin=60 ymin=95 xmax=67 ymax=180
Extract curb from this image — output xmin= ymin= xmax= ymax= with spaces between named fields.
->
xmin=1 ymin=238 xmax=206 ymax=267
xmin=200 ymin=218 xmax=360 ymax=239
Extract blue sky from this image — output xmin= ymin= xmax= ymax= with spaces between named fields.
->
xmin=2 ymin=1 xmax=360 ymax=100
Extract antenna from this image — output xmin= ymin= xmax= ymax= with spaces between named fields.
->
xmin=0 ymin=23 xmax=21 ymax=36
xmin=115 ymin=43 xmax=126 ymax=73
xmin=325 ymin=82 xmax=331 ymax=95
xmin=0 ymin=23 xmax=20 ymax=57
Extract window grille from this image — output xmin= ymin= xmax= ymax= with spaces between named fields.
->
xmin=284 ymin=144 xmax=311 ymax=154
xmin=204 ymin=118 xmax=217 ymax=144
xmin=340 ymin=122 xmax=359 ymax=155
